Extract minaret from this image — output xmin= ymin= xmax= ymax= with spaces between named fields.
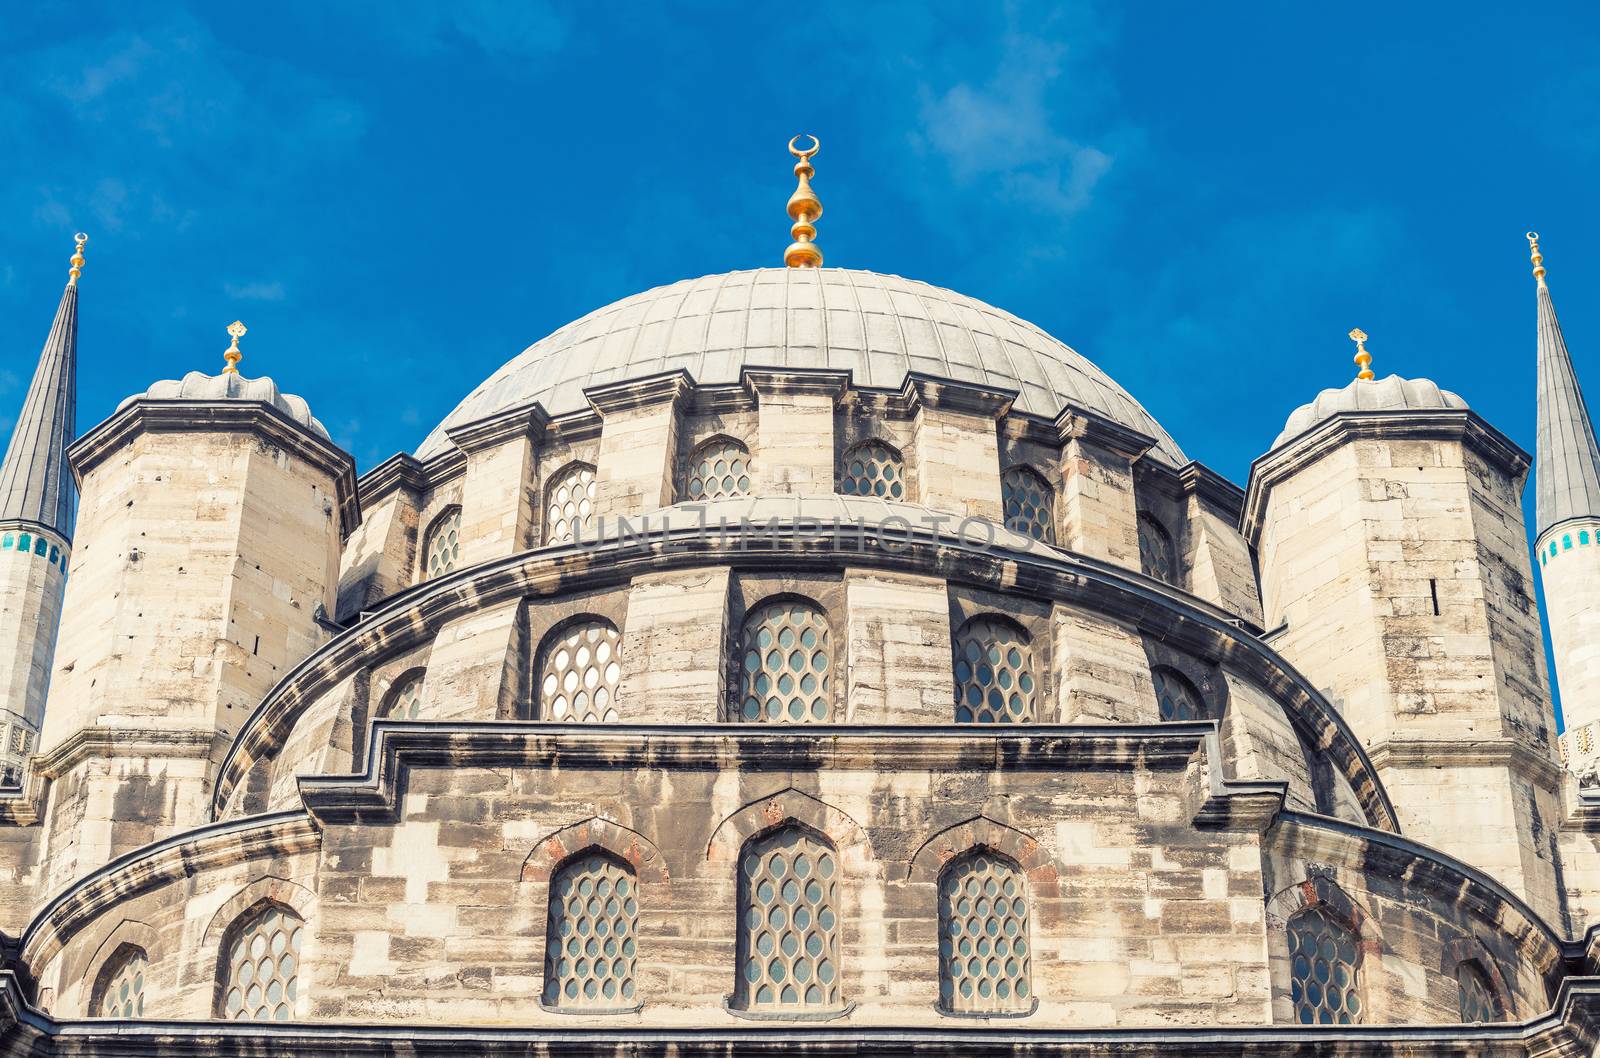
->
xmin=1528 ymin=233 xmax=1600 ymax=779
xmin=0 ymin=234 xmax=84 ymax=785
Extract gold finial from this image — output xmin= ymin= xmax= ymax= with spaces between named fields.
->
xmin=1349 ymin=327 xmax=1374 ymax=381
xmin=1528 ymin=231 xmax=1548 ymax=290
xmin=67 ymin=233 xmax=87 ymax=287
xmin=223 ymin=320 xmax=247 ymax=375
xmin=784 ymin=134 xmax=824 ymax=268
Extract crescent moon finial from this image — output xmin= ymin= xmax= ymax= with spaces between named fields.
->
xmin=788 ymin=134 xmax=820 ymax=160
xmin=784 ymin=134 xmax=824 ymax=268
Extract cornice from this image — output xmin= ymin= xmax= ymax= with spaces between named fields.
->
xmin=443 ymin=400 xmax=550 ymax=454
xmin=898 ymin=372 xmax=1016 ymax=419
xmin=740 ymin=366 xmax=852 ymax=401
xmin=1365 ymin=737 xmax=1565 ymax=789
xmin=1053 ymin=404 xmax=1157 ymax=462
xmin=34 ymin=727 xmax=215 ymax=779
xmin=355 ymin=452 xmax=428 ymax=506
xmin=585 ymin=369 xmax=696 ymax=417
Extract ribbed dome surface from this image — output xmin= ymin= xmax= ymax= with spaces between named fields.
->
xmin=120 ymin=371 xmax=329 ymax=440
xmin=1274 ymin=374 xmax=1468 ymax=448
xmin=416 ymin=268 xmax=1185 ymax=463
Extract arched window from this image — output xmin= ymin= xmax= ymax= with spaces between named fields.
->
xmin=1288 ymin=905 xmax=1362 ymax=1024
xmin=1152 ymin=666 xmax=1207 ymax=722
xmin=546 ymin=463 xmax=597 ymax=545
xmin=380 ymin=671 xmax=425 ymax=719
xmin=938 ymin=850 xmax=1031 ymax=1014
xmin=218 ymin=903 xmax=304 ymax=1022
xmin=542 ymin=850 xmax=639 ymax=1010
xmin=423 ymin=506 xmax=462 ymax=579
xmin=684 ymin=437 xmax=752 ymax=501
xmin=1137 ymin=512 xmax=1177 ymax=584
xmin=1456 ymin=959 xmax=1502 ymax=1023
xmin=1000 ymin=465 xmax=1055 ymax=544
xmin=92 ymin=944 xmax=148 ymax=1018
xmin=733 ymin=599 xmax=832 ymax=723
xmin=734 ymin=826 xmax=841 ymax=1011
xmin=538 ymin=619 xmax=624 ymax=722
xmin=839 ymin=441 xmax=905 ymax=500
xmin=952 ymin=616 xmax=1038 ymax=723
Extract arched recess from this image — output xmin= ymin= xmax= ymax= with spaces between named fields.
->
xmin=1266 ymin=876 xmax=1383 ymax=952
xmin=1265 ymin=875 xmax=1384 ymax=1024
xmin=521 ymin=817 xmax=669 ymax=889
xmin=707 ymin=788 xmax=872 ymax=870
xmin=72 ymin=918 xmax=161 ymax=1017
xmin=1441 ymin=936 xmax=1514 ymax=1020
xmin=906 ymin=815 xmax=1056 ymax=899
xmin=201 ymin=876 xmax=318 ymax=986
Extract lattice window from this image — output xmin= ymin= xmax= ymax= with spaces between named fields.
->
xmin=381 ymin=672 xmax=425 ymax=719
xmin=839 ymin=442 xmax=904 ymax=500
xmin=938 ymin=851 xmax=1031 ymax=1014
xmin=423 ymin=507 xmax=461 ymax=579
xmin=1288 ymin=906 xmax=1362 ymax=1025
xmin=219 ymin=904 xmax=304 ymax=1021
xmin=546 ymin=463 xmax=597 ymax=545
xmin=952 ymin=616 xmax=1037 ymax=723
xmin=539 ymin=620 xmax=624 ymax=722
xmin=94 ymin=945 xmax=148 ymax=1018
xmin=734 ymin=826 xmax=841 ymax=1011
xmin=1138 ymin=512 xmax=1176 ymax=584
xmin=1456 ymin=960 xmax=1501 ymax=1023
xmin=1000 ymin=466 xmax=1055 ymax=544
xmin=733 ymin=600 xmax=831 ymax=723
xmin=684 ymin=437 xmax=752 ymax=501
xmin=1153 ymin=666 xmax=1207 ymax=722
xmin=543 ymin=851 xmax=639 ymax=1010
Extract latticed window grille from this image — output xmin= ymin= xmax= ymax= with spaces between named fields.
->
xmin=1456 ymin=960 xmax=1501 ymax=1023
xmin=546 ymin=463 xmax=597 ymax=545
xmin=539 ymin=620 xmax=624 ymax=722
xmin=838 ymin=442 xmax=904 ymax=500
xmin=952 ymin=617 xmax=1037 ymax=723
xmin=735 ymin=826 xmax=841 ymax=1011
xmin=938 ymin=851 xmax=1031 ymax=1013
xmin=543 ymin=851 xmax=639 ymax=1009
xmin=424 ymin=507 xmax=461 ymax=579
xmin=734 ymin=600 xmax=832 ymax=723
xmin=220 ymin=904 xmax=304 ymax=1022
xmin=382 ymin=672 xmax=425 ymax=719
xmin=1288 ymin=906 xmax=1362 ymax=1025
xmin=684 ymin=438 xmax=752 ymax=501
xmin=1137 ymin=513 xmax=1176 ymax=584
xmin=1000 ymin=466 xmax=1055 ymax=544
xmin=94 ymin=946 xmax=148 ymax=1018
xmin=1153 ymin=666 xmax=1207 ymax=722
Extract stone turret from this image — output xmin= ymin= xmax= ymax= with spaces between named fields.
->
xmin=0 ymin=236 xmax=85 ymax=785
xmin=33 ymin=326 xmax=358 ymax=896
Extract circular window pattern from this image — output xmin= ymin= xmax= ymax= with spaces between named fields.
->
xmin=1001 ymin=466 xmax=1055 ymax=544
xmin=540 ymin=621 xmax=624 ymax=722
xmin=735 ymin=601 xmax=831 ymax=723
xmin=1138 ymin=513 xmax=1176 ymax=584
xmin=685 ymin=438 xmax=752 ymax=501
xmin=546 ymin=464 xmax=597 ymax=545
xmin=221 ymin=905 xmax=303 ymax=1022
xmin=96 ymin=947 xmax=147 ymax=1018
xmin=1456 ymin=960 xmax=1500 ymax=1023
xmin=735 ymin=826 xmax=841 ymax=1011
xmin=1288 ymin=906 xmax=1361 ymax=1025
xmin=425 ymin=507 xmax=461 ymax=579
xmin=839 ymin=442 xmax=904 ymax=500
xmin=543 ymin=852 xmax=639 ymax=1009
xmin=953 ymin=617 xmax=1037 ymax=723
xmin=1153 ymin=666 xmax=1206 ymax=722
xmin=382 ymin=673 xmax=425 ymax=719
xmin=939 ymin=852 xmax=1031 ymax=1013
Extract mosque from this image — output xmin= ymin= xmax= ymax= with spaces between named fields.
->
xmin=4 ymin=138 xmax=1600 ymax=1056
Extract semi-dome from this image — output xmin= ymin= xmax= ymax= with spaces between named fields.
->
xmin=119 ymin=370 xmax=330 ymax=440
xmin=1273 ymin=373 xmax=1467 ymax=448
xmin=416 ymin=268 xmax=1185 ymax=464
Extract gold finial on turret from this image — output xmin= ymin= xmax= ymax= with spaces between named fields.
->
xmin=222 ymin=320 xmax=247 ymax=375
xmin=1528 ymin=231 xmax=1548 ymax=290
xmin=1349 ymin=327 xmax=1374 ymax=381
xmin=784 ymin=135 xmax=823 ymax=268
xmin=67 ymin=233 xmax=87 ymax=287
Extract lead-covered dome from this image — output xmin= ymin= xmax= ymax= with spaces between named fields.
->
xmin=119 ymin=370 xmax=330 ymax=440
xmin=417 ymin=268 xmax=1185 ymax=463
xmin=1273 ymin=374 xmax=1467 ymax=448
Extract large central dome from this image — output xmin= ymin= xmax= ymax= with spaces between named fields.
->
xmin=417 ymin=268 xmax=1185 ymax=463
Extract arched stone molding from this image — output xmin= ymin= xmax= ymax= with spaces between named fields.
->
xmin=521 ymin=817 xmax=669 ymax=887
xmin=906 ymin=815 xmax=1057 ymax=899
xmin=1265 ymin=873 xmax=1384 ymax=1024
xmin=706 ymin=788 xmax=872 ymax=870
xmin=69 ymin=918 xmax=160 ymax=1017
xmin=1441 ymin=935 xmax=1513 ymax=1018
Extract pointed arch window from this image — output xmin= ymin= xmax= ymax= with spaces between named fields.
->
xmin=1138 ymin=512 xmax=1177 ymax=584
xmin=546 ymin=463 xmax=598 ymax=545
xmin=423 ymin=506 xmax=462 ymax=579
xmin=1000 ymin=466 xmax=1055 ymax=544
xmin=938 ymin=850 xmax=1031 ymax=1014
xmin=542 ymin=850 xmax=640 ymax=1010
xmin=684 ymin=437 xmax=752 ymax=501
xmin=1456 ymin=959 xmax=1503 ymax=1023
xmin=1287 ymin=905 xmax=1362 ymax=1024
xmin=218 ymin=903 xmax=304 ymax=1021
xmin=839 ymin=441 xmax=905 ymax=500
xmin=1152 ymin=666 xmax=1207 ymax=722
xmin=92 ymin=944 xmax=148 ymax=1018
xmin=734 ymin=826 xmax=842 ymax=1012
xmin=952 ymin=616 xmax=1038 ymax=723
xmin=538 ymin=619 xmax=624 ymax=722
xmin=733 ymin=599 xmax=832 ymax=723
xmin=380 ymin=671 xmax=425 ymax=720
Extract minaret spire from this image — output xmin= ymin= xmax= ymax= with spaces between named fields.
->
xmin=1530 ymin=232 xmax=1600 ymax=536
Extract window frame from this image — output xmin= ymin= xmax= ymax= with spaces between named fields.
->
xmin=681 ymin=434 xmax=755 ymax=503
xmin=540 ymin=847 xmax=643 ymax=1014
xmin=729 ymin=823 xmax=848 ymax=1018
xmin=214 ymin=900 xmax=306 ymax=1022
xmin=837 ymin=439 xmax=907 ymax=502
xmin=951 ymin=613 xmax=1040 ymax=724
xmin=729 ymin=595 xmax=836 ymax=724
xmin=535 ymin=615 xmax=626 ymax=723
xmin=935 ymin=847 xmax=1037 ymax=1018
xmin=999 ymin=464 xmax=1057 ymax=545
xmin=543 ymin=460 xmax=599 ymax=546
xmin=420 ymin=504 xmax=463 ymax=581
xmin=89 ymin=942 xmax=150 ymax=1020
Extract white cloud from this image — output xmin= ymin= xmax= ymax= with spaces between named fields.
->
xmin=224 ymin=280 xmax=287 ymax=302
